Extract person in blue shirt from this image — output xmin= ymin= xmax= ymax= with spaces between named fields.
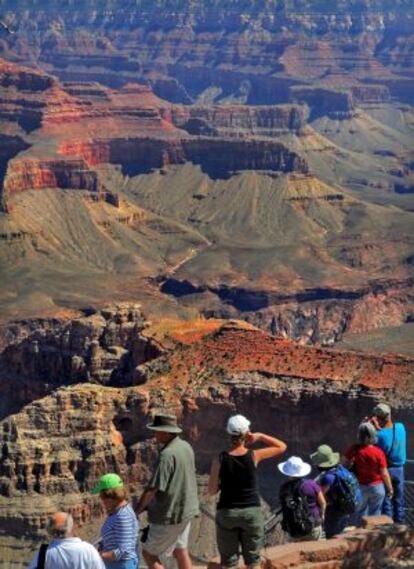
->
xmin=371 ymin=403 xmax=407 ymax=523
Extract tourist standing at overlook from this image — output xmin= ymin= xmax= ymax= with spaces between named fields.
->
xmin=370 ymin=403 xmax=407 ymax=523
xmin=310 ymin=444 xmax=361 ymax=538
xmin=207 ymin=415 xmax=287 ymax=569
xmin=92 ymin=473 xmax=139 ymax=568
xmin=279 ymin=456 xmax=326 ymax=542
xmin=344 ymin=422 xmax=393 ymax=524
xmin=136 ymin=414 xmax=199 ymax=569
xmin=27 ymin=512 xmax=105 ymax=569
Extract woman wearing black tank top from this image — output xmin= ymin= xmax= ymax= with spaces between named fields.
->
xmin=208 ymin=415 xmax=287 ymax=569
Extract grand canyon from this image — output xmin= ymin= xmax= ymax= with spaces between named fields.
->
xmin=0 ymin=1 xmax=413 ymax=567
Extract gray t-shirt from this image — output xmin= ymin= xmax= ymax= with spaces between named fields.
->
xmin=148 ymin=437 xmax=200 ymax=525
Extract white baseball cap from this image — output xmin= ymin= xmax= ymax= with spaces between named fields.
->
xmin=278 ymin=456 xmax=312 ymax=478
xmin=226 ymin=415 xmax=251 ymax=435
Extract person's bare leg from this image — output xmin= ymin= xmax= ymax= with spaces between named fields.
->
xmin=173 ymin=547 xmax=192 ymax=569
xmin=143 ymin=548 xmax=165 ymax=569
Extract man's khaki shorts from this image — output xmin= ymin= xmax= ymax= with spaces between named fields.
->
xmin=144 ymin=520 xmax=191 ymax=558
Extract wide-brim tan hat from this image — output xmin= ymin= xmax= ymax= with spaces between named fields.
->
xmin=147 ymin=413 xmax=182 ymax=434
xmin=310 ymin=444 xmax=340 ymax=468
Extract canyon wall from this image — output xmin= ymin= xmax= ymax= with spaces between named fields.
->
xmin=0 ymin=58 xmax=309 ymax=207
xmin=3 ymin=158 xmax=100 ymax=197
xmin=0 ymin=135 xmax=30 ymax=207
xmin=0 ymin=304 xmax=162 ymax=418
xmin=59 ymin=137 xmax=308 ymax=180
xmin=161 ymin=278 xmax=414 ymax=345
xmin=289 ymin=87 xmax=354 ymax=119
xmin=170 ymin=104 xmax=307 ymax=136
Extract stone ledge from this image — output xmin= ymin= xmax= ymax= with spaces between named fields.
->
xmin=208 ymin=517 xmax=414 ymax=569
xmin=264 ymin=540 xmax=349 ymax=568
xmin=361 ymin=515 xmax=394 ymax=529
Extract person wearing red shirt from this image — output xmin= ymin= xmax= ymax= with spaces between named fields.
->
xmin=344 ymin=422 xmax=393 ymax=525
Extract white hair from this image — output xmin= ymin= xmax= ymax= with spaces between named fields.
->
xmin=358 ymin=422 xmax=377 ymax=446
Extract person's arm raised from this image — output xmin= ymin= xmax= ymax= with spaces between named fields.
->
xmin=248 ymin=432 xmax=287 ymax=465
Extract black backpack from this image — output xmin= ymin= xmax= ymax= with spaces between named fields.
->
xmin=279 ymin=479 xmax=317 ymax=538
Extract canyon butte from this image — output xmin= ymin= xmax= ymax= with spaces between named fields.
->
xmin=0 ymin=1 xmax=413 ymax=567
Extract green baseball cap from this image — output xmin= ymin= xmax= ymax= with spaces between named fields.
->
xmin=91 ymin=473 xmax=124 ymax=495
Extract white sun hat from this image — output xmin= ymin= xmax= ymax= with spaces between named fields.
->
xmin=278 ymin=456 xmax=312 ymax=478
xmin=226 ymin=414 xmax=251 ymax=435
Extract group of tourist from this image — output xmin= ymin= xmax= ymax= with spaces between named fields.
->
xmin=28 ymin=402 xmax=407 ymax=569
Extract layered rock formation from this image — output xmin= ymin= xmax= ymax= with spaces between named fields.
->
xmin=59 ymin=136 xmax=308 ymax=180
xmin=0 ymin=304 xmax=162 ymax=418
xmin=162 ymin=277 xmax=414 ymax=345
xmin=0 ymin=311 xmax=413 ymax=566
xmin=0 ymin=56 xmax=412 ymax=344
xmin=1 ymin=0 xmax=413 ymax=109
xmin=0 ymin=59 xmax=307 ymax=205
xmin=3 ymin=158 xmax=101 ymax=197
xmin=289 ymin=87 xmax=354 ymax=119
xmin=170 ymin=104 xmax=306 ymax=136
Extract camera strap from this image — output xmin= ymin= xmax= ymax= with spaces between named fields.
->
xmin=36 ymin=544 xmax=49 ymax=569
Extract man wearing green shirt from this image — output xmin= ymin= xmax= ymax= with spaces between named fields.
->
xmin=136 ymin=414 xmax=199 ymax=569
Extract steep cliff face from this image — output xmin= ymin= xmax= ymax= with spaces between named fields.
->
xmin=3 ymin=158 xmax=100 ymax=197
xmin=289 ymin=87 xmax=354 ymax=119
xmin=0 ymin=314 xmax=413 ymax=565
xmin=0 ymin=59 xmax=55 ymax=92
xmin=161 ymin=278 xmax=414 ymax=345
xmin=59 ymin=137 xmax=308 ymax=179
xmin=0 ymin=58 xmax=309 ymax=207
xmin=0 ymin=136 xmax=30 ymax=204
xmin=169 ymin=104 xmax=306 ymax=136
xmin=0 ymin=304 xmax=163 ymax=418
xmin=350 ymin=84 xmax=391 ymax=104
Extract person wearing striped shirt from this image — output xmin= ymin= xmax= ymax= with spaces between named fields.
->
xmin=93 ymin=473 xmax=139 ymax=569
